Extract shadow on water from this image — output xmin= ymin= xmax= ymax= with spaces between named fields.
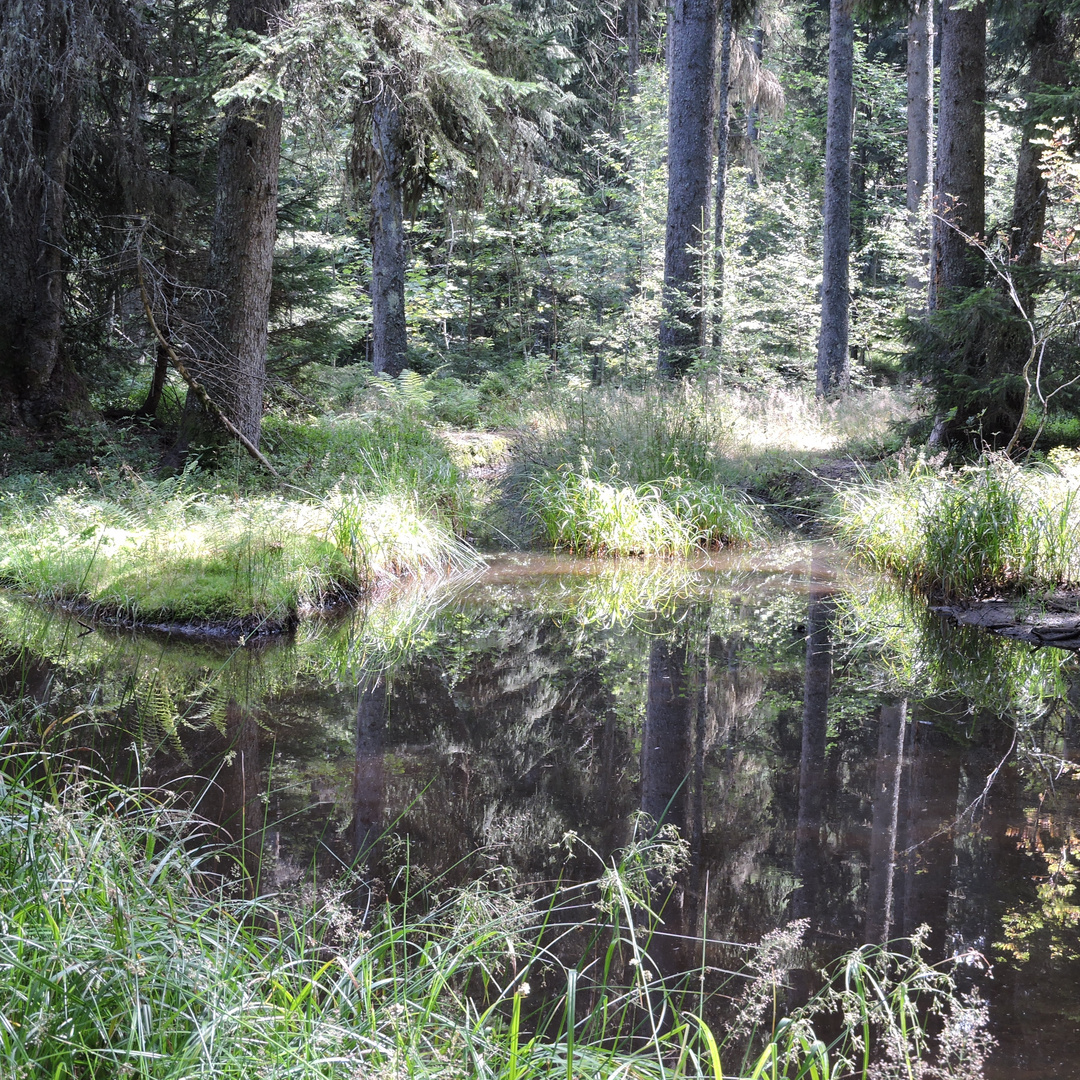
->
xmin=2 ymin=548 xmax=1080 ymax=1076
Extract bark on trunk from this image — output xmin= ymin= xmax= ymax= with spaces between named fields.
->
xmin=906 ymin=0 xmax=933 ymax=305
xmin=627 ymin=0 xmax=640 ymax=94
xmin=815 ymin=0 xmax=854 ymax=397
xmin=197 ymin=0 xmax=284 ymax=451
xmin=981 ymin=9 xmax=1070 ymax=444
xmin=930 ymin=0 xmax=986 ymax=304
xmin=0 ymin=3 xmax=89 ymax=429
xmin=1009 ymin=11 xmax=1068 ymax=286
xmin=371 ymin=90 xmax=408 ymax=378
xmin=712 ymin=0 xmax=734 ymax=356
xmin=659 ymin=0 xmax=716 ymax=377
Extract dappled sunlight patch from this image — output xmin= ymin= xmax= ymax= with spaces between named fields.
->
xmin=0 ymin=485 xmax=479 ymax=627
xmin=716 ymin=385 xmax=916 ymax=456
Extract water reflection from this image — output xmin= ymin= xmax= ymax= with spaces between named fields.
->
xmin=2 ymin=553 xmax=1080 ymax=1076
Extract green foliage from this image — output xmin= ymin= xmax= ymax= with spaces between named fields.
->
xmin=530 ymin=467 xmax=761 ymax=555
xmin=0 ymin=751 xmax=991 ymax=1080
xmin=0 ymin=471 xmax=478 ymax=626
xmin=833 ymin=451 xmax=1080 ymax=596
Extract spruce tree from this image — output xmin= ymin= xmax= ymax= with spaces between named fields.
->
xmin=816 ymin=0 xmax=855 ymax=396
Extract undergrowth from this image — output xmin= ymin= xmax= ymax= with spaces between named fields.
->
xmin=530 ymin=468 xmax=761 ymax=555
xmin=521 ymin=382 xmax=909 ymax=553
xmin=0 ymin=465 xmax=478 ymax=626
xmin=0 ymin=377 xmax=919 ymax=616
xmin=0 ymin=743 xmax=992 ymax=1079
xmin=833 ymin=449 xmax=1080 ymax=597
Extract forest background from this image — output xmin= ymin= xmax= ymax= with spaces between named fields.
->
xmin=2 ymin=0 xmax=1080 ymax=611
xmin=5 ymin=0 xmax=1073 ymax=443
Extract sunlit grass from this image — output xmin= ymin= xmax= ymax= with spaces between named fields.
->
xmin=523 ymin=382 xmax=913 ymax=486
xmin=520 ymin=382 xmax=912 ymax=549
xmin=832 ymin=450 xmax=1080 ymax=596
xmin=529 ymin=467 xmax=763 ymax=555
xmin=0 ymin=477 xmax=478 ymax=626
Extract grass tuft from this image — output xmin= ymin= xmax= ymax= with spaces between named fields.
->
xmin=530 ymin=467 xmax=762 ymax=555
xmin=833 ymin=450 xmax=1080 ymax=597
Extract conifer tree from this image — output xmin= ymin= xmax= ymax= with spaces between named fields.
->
xmin=906 ymin=0 xmax=933 ymax=306
xmin=816 ymin=0 xmax=855 ymax=396
xmin=659 ymin=0 xmax=716 ymax=376
xmin=0 ymin=0 xmax=105 ymax=428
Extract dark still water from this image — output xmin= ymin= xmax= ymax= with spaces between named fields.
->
xmin=3 ymin=549 xmax=1079 ymax=1078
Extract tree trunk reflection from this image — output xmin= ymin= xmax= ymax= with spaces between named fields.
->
xmin=640 ymin=634 xmax=694 ymax=981
xmin=353 ymin=673 xmax=388 ymax=869
xmin=865 ymin=700 xmax=907 ymax=944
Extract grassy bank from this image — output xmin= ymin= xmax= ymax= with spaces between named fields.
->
xmin=0 ymin=749 xmax=990 ymax=1079
xmin=523 ymin=383 xmax=911 ymax=553
xmin=0 ymin=379 xmax=914 ymax=623
xmin=0 ymin=404 xmax=483 ymax=630
xmin=0 ymin=482 xmax=478 ymax=629
xmin=833 ymin=450 xmax=1080 ymax=597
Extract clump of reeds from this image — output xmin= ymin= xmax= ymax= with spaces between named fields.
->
xmin=833 ymin=451 xmax=1080 ymax=597
xmin=0 ymin=750 xmax=992 ymax=1080
xmin=529 ymin=467 xmax=762 ymax=555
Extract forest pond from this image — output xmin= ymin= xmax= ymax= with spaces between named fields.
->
xmin=4 ymin=547 xmax=1079 ymax=1079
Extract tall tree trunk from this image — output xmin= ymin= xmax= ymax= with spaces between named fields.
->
xmin=627 ymin=0 xmax=640 ymax=95
xmin=930 ymin=0 xmax=986 ymax=304
xmin=0 ymin=0 xmax=90 ymax=429
xmin=815 ymin=0 xmax=854 ymax=397
xmin=141 ymin=86 xmax=183 ymax=419
xmin=1009 ymin=11 xmax=1068 ymax=290
xmin=983 ymin=9 xmax=1070 ymax=446
xmin=906 ymin=0 xmax=933 ymax=306
xmin=198 ymin=0 xmax=284 ymax=450
xmin=712 ymin=0 xmax=734 ymax=356
xmin=659 ymin=0 xmax=716 ymax=377
xmin=371 ymin=89 xmax=408 ymax=378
